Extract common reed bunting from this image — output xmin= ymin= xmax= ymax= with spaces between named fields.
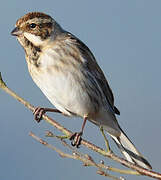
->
xmin=11 ymin=12 xmax=152 ymax=169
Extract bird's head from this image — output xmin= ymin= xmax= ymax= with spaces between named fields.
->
xmin=11 ymin=12 xmax=63 ymax=47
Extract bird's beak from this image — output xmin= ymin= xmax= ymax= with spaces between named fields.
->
xmin=11 ymin=27 xmax=23 ymax=36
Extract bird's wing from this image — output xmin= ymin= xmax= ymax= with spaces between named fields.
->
xmin=67 ymin=32 xmax=120 ymax=115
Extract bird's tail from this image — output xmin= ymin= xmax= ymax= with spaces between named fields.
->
xmin=90 ymin=109 xmax=152 ymax=169
xmin=109 ymin=127 xmax=152 ymax=169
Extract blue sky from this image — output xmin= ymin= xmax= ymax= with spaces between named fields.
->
xmin=1 ymin=1 xmax=161 ymax=180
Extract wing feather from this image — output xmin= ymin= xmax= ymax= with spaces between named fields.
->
xmin=67 ymin=32 xmax=120 ymax=115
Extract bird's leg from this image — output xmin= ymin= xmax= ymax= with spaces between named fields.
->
xmin=33 ymin=107 xmax=62 ymax=123
xmin=100 ymin=126 xmax=111 ymax=152
xmin=70 ymin=115 xmax=88 ymax=148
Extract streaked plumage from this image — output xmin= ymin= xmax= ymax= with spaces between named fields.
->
xmin=11 ymin=12 xmax=152 ymax=169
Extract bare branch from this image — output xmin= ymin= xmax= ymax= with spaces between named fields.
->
xmin=30 ymin=131 xmax=125 ymax=180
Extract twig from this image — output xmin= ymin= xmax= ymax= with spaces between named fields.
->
xmin=46 ymin=131 xmax=140 ymax=175
xmin=1 ymin=72 xmax=161 ymax=179
xmin=29 ymin=131 xmax=124 ymax=180
xmin=97 ymin=170 xmax=124 ymax=180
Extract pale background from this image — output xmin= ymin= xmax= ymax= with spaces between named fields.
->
xmin=0 ymin=1 xmax=161 ymax=180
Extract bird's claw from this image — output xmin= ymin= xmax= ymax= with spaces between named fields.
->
xmin=69 ymin=132 xmax=83 ymax=148
xmin=33 ymin=107 xmax=46 ymax=123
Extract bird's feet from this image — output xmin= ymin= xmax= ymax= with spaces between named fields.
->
xmin=69 ymin=132 xmax=83 ymax=148
xmin=33 ymin=107 xmax=46 ymax=122
xmin=33 ymin=107 xmax=61 ymax=122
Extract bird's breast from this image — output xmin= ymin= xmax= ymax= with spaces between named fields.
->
xmin=27 ymin=51 xmax=100 ymax=117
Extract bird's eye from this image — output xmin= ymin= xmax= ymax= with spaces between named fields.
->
xmin=30 ymin=23 xmax=36 ymax=29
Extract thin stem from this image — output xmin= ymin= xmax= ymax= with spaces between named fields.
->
xmin=45 ymin=131 xmax=69 ymax=139
xmin=29 ymin=131 xmax=124 ymax=180
xmin=45 ymin=131 xmax=140 ymax=176
xmin=100 ymin=126 xmax=111 ymax=152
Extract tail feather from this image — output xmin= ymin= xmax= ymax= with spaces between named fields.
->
xmin=110 ymin=129 xmax=152 ymax=169
xmin=90 ymin=109 xmax=152 ymax=169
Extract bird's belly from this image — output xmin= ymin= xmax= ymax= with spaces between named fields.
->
xmin=30 ymin=66 xmax=99 ymax=117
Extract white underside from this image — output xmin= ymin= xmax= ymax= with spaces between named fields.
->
xmin=28 ymin=48 xmax=100 ymax=117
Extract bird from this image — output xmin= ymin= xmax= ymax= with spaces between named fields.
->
xmin=11 ymin=12 xmax=152 ymax=169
